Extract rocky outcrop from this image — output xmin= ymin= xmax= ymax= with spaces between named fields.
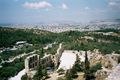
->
xmin=101 ymin=53 xmax=119 ymax=69
xmin=90 ymin=50 xmax=120 ymax=69
xmin=106 ymin=64 xmax=120 ymax=80
xmin=90 ymin=51 xmax=120 ymax=80
xmin=95 ymin=70 xmax=109 ymax=80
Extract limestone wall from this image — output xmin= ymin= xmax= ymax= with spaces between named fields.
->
xmin=25 ymin=54 xmax=40 ymax=78
xmin=54 ymin=43 xmax=64 ymax=68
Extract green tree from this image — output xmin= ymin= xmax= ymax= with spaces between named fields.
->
xmin=65 ymin=70 xmax=72 ymax=80
xmin=42 ymin=68 xmax=48 ymax=78
xmin=33 ymin=65 xmax=43 ymax=80
xmin=40 ymin=48 xmax=44 ymax=58
xmin=84 ymin=51 xmax=90 ymax=80
xmin=90 ymin=63 xmax=102 ymax=73
xmin=33 ymin=65 xmax=48 ymax=80
xmin=57 ymin=68 xmax=65 ymax=75
xmin=21 ymin=74 xmax=28 ymax=80
xmin=0 ymin=57 xmax=2 ymax=63
xmin=70 ymin=54 xmax=82 ymax=78
xmin=85 ymin=51 xmax=90 ymax=72
xmin=74 ymin=54 xmax=82 ymax=72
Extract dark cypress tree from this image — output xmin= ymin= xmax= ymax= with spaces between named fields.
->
xmin=65 ymin=70 xmax=72 ymax=80
xmin=85 ymin=51 xmax=90 ymax=71
xmin=74 ymin=54 xmax=82 ymax=72
xmin=84 ymin=51 xmax=90 ymax=80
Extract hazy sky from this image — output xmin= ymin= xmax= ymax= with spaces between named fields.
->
xmin=0 ymin=0 xmax=120 ymax=24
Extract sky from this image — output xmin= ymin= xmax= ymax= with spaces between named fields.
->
xmin=0 ymin=0 xmax=120 ymax=24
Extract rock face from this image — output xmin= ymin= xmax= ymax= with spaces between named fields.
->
xmin=95 ymin=70 xmax=110 ymax=80
xmin=89 ymin=50 xmax=120 ymax=80
xmin=106 ymin=64 xmax=120 ymax=80
xmin=89 ymin=50 xmax=102 ymax=67
xmin=101 ymin=54 xmax=119 ymax=69
xmin=77 ymin=72 xmax=85 ymax=80
xmin=90 ymin=51 xmax=120 ymax=69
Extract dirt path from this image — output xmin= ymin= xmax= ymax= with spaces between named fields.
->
xmin=1 ymin=50 xmax=37 ymax=64
xmin=47 ymin=72 xmax=58 ymax=80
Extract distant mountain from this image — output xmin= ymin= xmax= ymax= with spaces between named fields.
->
xmin=90 ymin=19 xmax=120 ymax=25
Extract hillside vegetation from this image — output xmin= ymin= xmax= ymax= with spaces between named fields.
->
xmin=0 ymin=27 xmax=120 ymax=79
xmin=0 ymin=27 xmax=56 ymax=47
xmin=0 ymin=27 xmax=120 ymax=54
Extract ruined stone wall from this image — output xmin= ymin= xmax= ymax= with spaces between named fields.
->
xmin=53 ymin=43 xmax=64 ymax=68
xmin=41 ymin=54 xmax=53 ymax=68
xmin=24 ymin=43 xmax=65 ymax=79
xmin=25 ymin=54 xmax=40 ymax=78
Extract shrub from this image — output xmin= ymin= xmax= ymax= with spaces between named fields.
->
xmin=90 ymin=63 xmax=102 ymax=73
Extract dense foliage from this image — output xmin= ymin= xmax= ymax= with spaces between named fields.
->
xmin=21 ymin=74 xmax=28 ymax=80
xmin=96 ymin=28 xmax=120 ymax=33
xmin=0 ymin=45 xmax=35 ymax=60
xmin=33 ymin=65 xmax=48 ymax=80
xmin=90 ymin=63 xmax=102 ymax=73
xmin=1 ymin=27 xmax=120 ymax=55
xmin=0 ymin=58 xmax=24 ymax=80
xmin=0 ymin=27 xmax=56 ymax=47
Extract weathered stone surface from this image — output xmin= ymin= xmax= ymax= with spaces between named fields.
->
xmin=90 ymin=52 xmax=119 ymax=69
xmin=25 ymin=54 xmax=40 ymax=78
xmin=77 ymin=72 xmax=85 ymax=80
xmin=106 ymin=64 xmax=120 ymax=80
xmin=95 ymin=70 xmax=109 ymax=80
